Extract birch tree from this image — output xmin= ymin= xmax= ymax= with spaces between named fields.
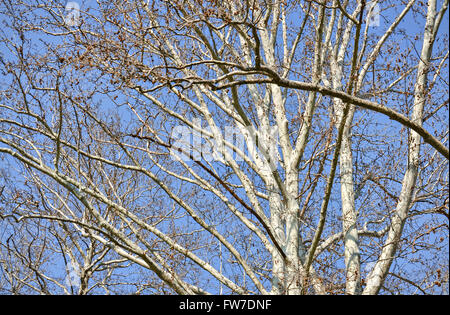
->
xmin=0 ymin=0 xmax=448 ymax=294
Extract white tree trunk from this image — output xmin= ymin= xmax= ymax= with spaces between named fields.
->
xmin=363 ymin=0 xmax=438 ymax=295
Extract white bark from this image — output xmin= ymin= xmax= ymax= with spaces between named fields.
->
xmin=0 ymin=0 xmax=447 ymax=295
xmin=363 ymin=0 xmax=439 ymax=295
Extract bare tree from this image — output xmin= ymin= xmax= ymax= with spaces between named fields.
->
xmin=0 ymin=0 xmax=448 ymax=295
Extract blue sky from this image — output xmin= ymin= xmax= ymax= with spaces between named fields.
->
xmin=0 ymin=0 xmax=448 ymax=294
